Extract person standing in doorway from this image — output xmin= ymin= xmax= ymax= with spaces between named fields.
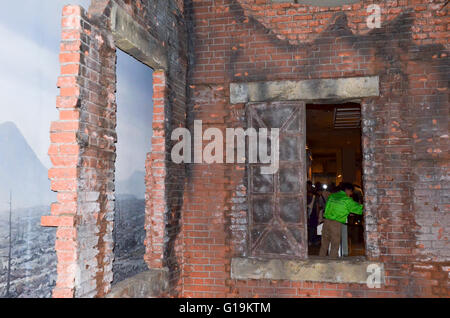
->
xmin=314 ymin=182 xmax=329 ymax=225
xmin=319 ymin=182 xmax=363 ymax=259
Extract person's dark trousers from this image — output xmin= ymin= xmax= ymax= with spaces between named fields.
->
xmin=319 ymin=218 xmax=342 ymax=258
xmin=308 ymin=207 xmax=320 ymax=244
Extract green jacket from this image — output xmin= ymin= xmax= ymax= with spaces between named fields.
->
xmin=323 ymin=191 xmax=363 ymax=224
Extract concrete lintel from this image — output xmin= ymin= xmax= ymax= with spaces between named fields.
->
xmin=230 ymin=76 xmax=379 ymax=104
xmin=110 ymin=4 xmax=167 ymax=70
xmin=231 ymin=257 xmax=384 ymax=284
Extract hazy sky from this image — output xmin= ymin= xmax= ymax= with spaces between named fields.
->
xmin=0 ymin=0 xmax=91 ymax=168
xmin=116 ymin=49 xmax=153 ymax=181
xmin=0 ymin=0 xmax=153 ymax=181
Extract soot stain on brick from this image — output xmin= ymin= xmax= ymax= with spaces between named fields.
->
xmin=95 ymin=190 xmax=109 ymax=297
xmin=94 ymin=30 xmax=117 ymax=298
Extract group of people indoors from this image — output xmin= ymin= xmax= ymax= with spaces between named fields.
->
xmin=306 ymin=181 xmax=364 ymax=259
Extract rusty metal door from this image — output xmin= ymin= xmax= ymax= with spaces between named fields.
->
xmin=247 ymin=101 xmax=307 ymax=259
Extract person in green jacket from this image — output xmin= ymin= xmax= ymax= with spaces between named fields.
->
xmin=319 ymin=182 xmax=363 ymax=259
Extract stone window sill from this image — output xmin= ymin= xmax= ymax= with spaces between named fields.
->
xmin=231 ymin=257 xmax=384 ymax=284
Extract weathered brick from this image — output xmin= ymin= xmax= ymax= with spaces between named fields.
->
xmin=39 ymin=0 xmax=448 ymax=300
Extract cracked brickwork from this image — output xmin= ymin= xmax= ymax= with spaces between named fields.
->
xmin=42 ymin=0 xmax=448 ymax=298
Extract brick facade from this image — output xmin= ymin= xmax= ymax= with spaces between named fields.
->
xmin=42 ymin=0 xmax=448 ymax=298
xmin=181 ymin=0 xmax=449 ymax=298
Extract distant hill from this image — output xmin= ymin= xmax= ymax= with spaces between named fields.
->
xmin=0 ymin=122 xmax=55 ymax=211
xmin=116 ymin=170 xmax=146 ymax=200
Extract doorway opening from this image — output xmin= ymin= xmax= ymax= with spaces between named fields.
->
xmin=112 ymin=49 xmax=153 ymax=284
xmin=305 ymin=103 xmax=365 ymax=257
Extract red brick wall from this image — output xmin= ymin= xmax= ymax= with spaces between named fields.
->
xmin=181 ymin=0 xmax=449 ymax=298
xmin=41 ymin=4 xmax=114 ymax=297
xmin=42 ymin=0 xmax=188 ymax=298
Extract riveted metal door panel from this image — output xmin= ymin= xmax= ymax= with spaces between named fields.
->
xmin=247 ymin=101 xmax=307 ymax=259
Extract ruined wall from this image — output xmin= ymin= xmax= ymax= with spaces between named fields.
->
xmin=41 ymin=0 xmax=188 ymax=298
xmin=182 ymin=0 xmax=449 ymax=297
xmin=40 ymin=0 xmax=448 ymax=298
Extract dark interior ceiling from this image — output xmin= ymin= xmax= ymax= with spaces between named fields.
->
xmin=306 ymin=103 xmax=362 ymax=157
